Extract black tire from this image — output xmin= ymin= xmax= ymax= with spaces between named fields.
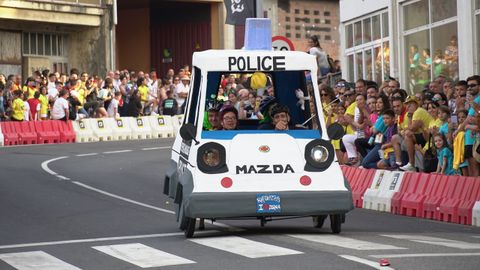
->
xmin=184 ymin=216 xmax=196 ymax=238
xmin=330 ymin=214 xmax=342 ymax=234
xmin=313 ymin=215 xmax=327 ymax=228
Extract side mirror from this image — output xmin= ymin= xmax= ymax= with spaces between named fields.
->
xmin=179 ymin=123 xmax=197 ymax=141
xmin=327 ymin=123 xmax=345 ymax=140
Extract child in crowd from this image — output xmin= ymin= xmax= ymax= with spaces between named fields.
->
xmin=434 ymin=133 xmax=456 ymax=175
xmin=27 ymin=91 xmax=41 ymax=121
xmin=455 ymin=109 xmax=469 ymax=176
xmin=376 ymin=109 xmax=398 ymax=169
xmin=38 ymin=86 xmax=49 ymax=120
xmin=11 ymin=90 xmax=25 ymax=121
xmin=161 ymin=90 xmax=178 ymax=116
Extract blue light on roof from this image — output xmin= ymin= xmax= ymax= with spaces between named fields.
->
xmin=244 ymin=18 xmax=272 ymax=51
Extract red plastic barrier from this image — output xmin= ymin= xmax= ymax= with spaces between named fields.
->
xmin=422 ymin=175 xmax=452 ymax=219
xmin=34 ymin=120 xmax=60 ymax=144
xmin=0 ymin=122 xmax=19 ymax=145
xmin=16 ymin=121 xmax=38 ymax=145
xmin=456 ymin=178 xmax=480 ymax=225
xmin=391 ymin=172 xmax=416 ymax=214
xmin=52 ymin=120 xmax=76 ymax=143
xmin=400 ymin=173 xmax=433 ymax=217
xmin=438 ymin=176 xmax=470 ymax=223
xmin=351 ymin=168 xmax=375 ymax=208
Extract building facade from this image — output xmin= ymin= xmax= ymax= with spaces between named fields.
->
xmin=0 ymin=0 xmax=114 ymax=78
xmin=340 ymin=0 xmax=480 ymax=92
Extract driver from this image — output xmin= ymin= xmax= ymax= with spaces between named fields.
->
xmin=259 ymin=104 xmax=305 ymax=130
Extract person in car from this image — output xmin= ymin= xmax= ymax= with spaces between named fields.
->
xmin=260 ymin=103 xmax=306 ymax=130
xmin=220 ymin=105 xmax=238 ymax=130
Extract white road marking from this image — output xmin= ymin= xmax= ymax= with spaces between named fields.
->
xmin=0 ymin=251 xmax=80 ymax=270
xmin=141 ymin=146 xmax=171 ymax=151
xmin=190 ymin=236 xmax=303 ymax=258
xmin=71 ymin=181 xmax=175 ymax=214
xmin=56 ymin=175 xmax=71 ymax=181
xmin=102 ymin=150 xmax=132 ymax=154
xmin=288 ymin=234 xmax=406 ymax=250
xmin=339 ymin=255 xmax=394 ymax=270
xmin=0 ymin=231 xmax=216 ymax=250
xmin=92 ymin=243 xmax=195 ymax=268
xmin=75 ymin=153 xmax=98 ymax=157
xmin=370 ymin=252 xmax=480 ymax=258
xmin=40 ymin=156 xmax=69 ymax=176
xmin=381 ymin=235 xmax=480 ymax=249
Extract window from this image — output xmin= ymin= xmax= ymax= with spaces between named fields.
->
xmin=314 ymin=10 xmax=319 ymax=15
xmin=325 ymin=35 xmax=331 ymax=41
xmin=295 ymin=25 xmax=301 ymax=30
xmin=286 ymin=33 xmax=291 ymax=38
xmin=305 ymin=18 xmax=311 ymax=23
xmin=296 ymin=33 xmax=301 ymax=38
xmin=402 ymin=0 xmax=458 ymax=91
xmin=319 ymin=27 xmax=331 ymax=32
xmin=324 ymin=11 xmax=331 ymax=16
xmin=314 ymin=18 xmax=320 ymax=24
xmin=23 ymin=32 xmax=67 ymax=57
xmin=295 ymin=17 xmax=301 ymax=22
xmin=295 ymin=9 xmax=300 ymax=14
xmin=286 ymin=25 xmax=291 ymax=30
xmin=304 ymin=10 xmax=310 ymax=15
xmin=344 ymin=11 xmax=389 ymax=84
xmin=325 ymin=19 xmax=331 ymax=25
xmin=286 ymin=16 xmax=290 ymax=22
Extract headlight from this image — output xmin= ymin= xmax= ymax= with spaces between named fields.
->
xmin=311 ymin=145 xmax=329 ymax=163
xmin=304 ymin=139 xmax=334 ymax=172
xmin=197 ymin=142 xmax=228 ymax=174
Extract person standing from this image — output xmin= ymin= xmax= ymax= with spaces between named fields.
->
xmin=175 ymin=75 xmax=190 ymax=114
xmin=307 ymin=35 xmax=330 ymax=78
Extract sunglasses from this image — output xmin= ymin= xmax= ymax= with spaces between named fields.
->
xmin=344 ymin=93 xmax=354 ymax=97
xmin=335 ymin=83 xmax=345 ymax=88
xmin=468 ymin=84 xmax=478 ymax=88
xmin=320 ymin=93 xmax=329 ymax=96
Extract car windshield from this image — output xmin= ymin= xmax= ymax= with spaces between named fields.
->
xmin=202 ymin=70 xmax=322 ymax=137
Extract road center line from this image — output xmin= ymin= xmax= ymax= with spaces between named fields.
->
xmin=103 ymin=150 xmax=132 ymax=154
xmin=141 ymin=146 xmax=171 ymax=151
xmin=369 ymin=252 xmax=480 ymax=258
xmin=71 ymin=181 xmax=175 ymax=214
xmin=41 ymin=156 xmax=69 ymax=176
xmin=75 ymin=153 xmax=98 ymax=157
xmin=339 ymin=255 xmax=394 ymax=270
xmin=0 ymin=231 xmax=216 ymax=250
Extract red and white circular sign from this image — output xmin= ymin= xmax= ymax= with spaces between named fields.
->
xmin=272 ymin=36 xmax=295 ymax=51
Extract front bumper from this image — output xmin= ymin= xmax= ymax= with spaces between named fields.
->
xmin=183 ymin=190 xmax=353 ymax=218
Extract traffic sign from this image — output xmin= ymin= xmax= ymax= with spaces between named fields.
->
xmin=272 ymin=36 xmax=295 ymax=51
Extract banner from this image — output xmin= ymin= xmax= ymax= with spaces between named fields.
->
xmin=224 ymin=0 xmax=256 ymax=25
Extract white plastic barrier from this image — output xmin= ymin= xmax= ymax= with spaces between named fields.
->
xmin=72 ymin=119 xmax=97 ymax=143
xmin=0 ymin=124 xmax=4 ymax=146
xmin=473 ymin=201 xmax=480 ymax=227
xmin=148 ymin=115 xmax=174 ymax=138
xmin=363 ymin=170 xmax=405 ymax=212
xmin=86 ymin=118 xmax=113 ymax=141
xmin=172 ymin=114 xmax=184 ymax=136
xmin=129 ymin=117 xmax=152 ymax=140
xmin=105 ymin=117 xmax=132 ymax=141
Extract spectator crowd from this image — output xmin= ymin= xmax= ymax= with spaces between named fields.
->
xmin=322 ymin=75 xmax=480 ymax=177
xmin=0 ymin=66 xmax=192 ymax=124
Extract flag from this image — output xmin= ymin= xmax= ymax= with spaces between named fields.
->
xmin=224 ymin=0 xmax=256 ymax=25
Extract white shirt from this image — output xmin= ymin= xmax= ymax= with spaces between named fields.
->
xmin=175 ymin=83 xmax=189 ymax=108
xmin=309 ymin=47 xmax=330 ymax=69
xmin=48 ymin=87 xmax=58 ymax=101
xmin=23 ymin=101 xmax=30 ymax=121
xmin=51 ymin=97 xmax=69 ymax=119
xmin=107 ymin=98 xmax=119 ymax=117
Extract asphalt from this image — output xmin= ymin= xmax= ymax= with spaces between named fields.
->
xmin=1 ymin=139 xmax=479 ymax=270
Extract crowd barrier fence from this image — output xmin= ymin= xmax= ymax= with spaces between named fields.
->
xmin=344 ymin=166 xmax=480 ymax=227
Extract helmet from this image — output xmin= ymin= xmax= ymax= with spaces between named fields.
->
xmin=259 ymin=96 xmax=277 ymax=113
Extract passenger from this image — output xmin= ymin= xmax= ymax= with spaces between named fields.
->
xmin=204 ymin=106 xmax=222 ymax=131
xmin=219 ymin=105 xmax=238 ymax=130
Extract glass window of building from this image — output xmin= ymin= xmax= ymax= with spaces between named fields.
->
xmin=325 ymin=19 xmax=331 ymax=25
xmin=286 ymin=17 xmax=290 ymax=22
xmin=314 ymin=10 xmax=319 ymax=16
xmin=295 ymin=9 xmax=300 ymax=14
xmin=324 ymin=11 xmax=331 ymax=16
xmin=402 ymin=0 xmax=458 ymax=92
xmin=315 ymin=18 xmax=320 ymax=24
xmin=304 ymin=10 xmax=310 ymax=15
xmin=344 ymin=11 xmax=389 ymax=83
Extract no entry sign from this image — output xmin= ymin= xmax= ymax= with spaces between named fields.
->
xmin=272 ymin=36 xmax=295 ymax=51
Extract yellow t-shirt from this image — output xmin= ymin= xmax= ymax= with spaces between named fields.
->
xmin=412 ymin=107 xmax=433 ymax=133
xmin=39 ymin=94 xmax=49 ymax=115
xmin=138 ymin=85 xmax=149 ymax=102
xmin=77 ymin=88 xmax=86 ymax=109
xmin=24 ymin=86 xmax=37 ymax=99
xmin=397 ymin=113 xmax=410 ymax=131
xmin=12 ymin=98 xmax=24 ymax=120
xmin=428 ymin=118 xmax=442 ymax=129
xmin=346 ymin=101 xmax=356 ymax=116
